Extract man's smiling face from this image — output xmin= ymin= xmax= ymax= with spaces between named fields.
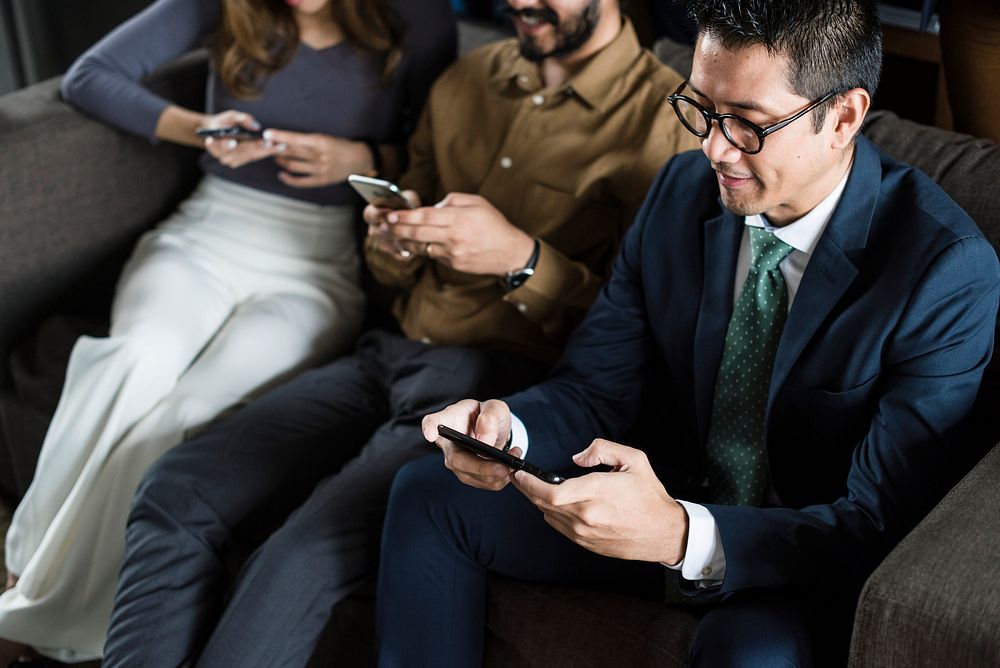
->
xmin=689 ymin=33 xmax=845 ymax=226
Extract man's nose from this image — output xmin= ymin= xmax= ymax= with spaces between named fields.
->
xmin=701 ymin=122 xmax=742 ymax=165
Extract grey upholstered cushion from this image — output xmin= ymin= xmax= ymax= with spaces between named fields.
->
xmin=483 ymin=578 xmax=700 ymax=668
xmin=862 ymin=110 xmax=1000 ymax=245
xmin=653 ymin=37 xmax=693 ymax=79
xmin=849 ymin=443 xmax=1000 ymax=667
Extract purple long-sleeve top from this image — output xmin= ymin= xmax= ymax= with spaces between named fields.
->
xmin=61 ymin=0 xmax=457 ymax=205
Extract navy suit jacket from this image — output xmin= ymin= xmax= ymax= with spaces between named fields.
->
xmin=507 ymin=137 xmax=1000 ymax=594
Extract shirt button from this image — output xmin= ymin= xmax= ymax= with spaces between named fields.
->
xmin=515 ymin=302 xmax=528 ymax=313
xmin=419 ymin=337 xmax=432 ymax=345
xmin=500 ymin=157 xmax=513 ymax=169
xmin=531 ymin=94 xmax=545 ymax=106
xmin=702 ymin=565 xmax=714 ymax=576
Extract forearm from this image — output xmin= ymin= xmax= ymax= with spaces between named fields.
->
xmin=60 ymin=0 xmax=219 ymax=142
xmin=154 ymin=105 xmax=207 ymax=147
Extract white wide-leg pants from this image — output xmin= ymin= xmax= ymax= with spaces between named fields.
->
xmin=0 ymin=175 xmax=365 ymax=661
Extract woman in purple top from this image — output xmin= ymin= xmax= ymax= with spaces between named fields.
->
xmin=0 ymin=0 xmax=455 ymax=663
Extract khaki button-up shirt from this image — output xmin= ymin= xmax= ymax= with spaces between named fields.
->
xmin=365 ymin=20 xmax=700 ymax=363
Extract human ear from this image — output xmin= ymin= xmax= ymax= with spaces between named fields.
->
xmin=830 ymin=88 xmax=871 ymax=149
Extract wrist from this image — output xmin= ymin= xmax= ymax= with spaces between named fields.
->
xmin=503 ymin=238 xmax=541 ymax=291
xmin=507 ymin=233 xmax=538 ymax=274
xmin=662 ymin=500 xmax=689 ymax=566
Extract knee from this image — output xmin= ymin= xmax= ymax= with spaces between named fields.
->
xmin=387 ymin=456 xmax=454 ymax=519
xmin=128 ymin=446 xmax=214 ymax=538
xmin=689 ymin=591 xmax=815 ymax=668
xmin=383 ymin=455 xmax=461 ymax=551
xmin=115 ymin=330 xmax=191 ymax=384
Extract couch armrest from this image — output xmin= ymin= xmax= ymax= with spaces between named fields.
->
xmin=849 ymin=442 xmax=1000 ymax=667
xmin=0 ymin=50 xmax=208 ymax=384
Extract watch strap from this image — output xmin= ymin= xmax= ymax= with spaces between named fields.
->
xmin=504 ymin=239 xmax=541 ymax=292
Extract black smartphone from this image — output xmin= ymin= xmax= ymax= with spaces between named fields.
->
xmin=437 ymin=425 xmax=565 ymax=484
xmin=347 ymin=174 xmax=413 ymax=210
xmin=195 ymin=126 xmax=265 ymax=140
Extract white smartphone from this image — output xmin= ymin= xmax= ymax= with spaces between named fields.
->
xmin=347 ymin=174 xmax=413 ymax=210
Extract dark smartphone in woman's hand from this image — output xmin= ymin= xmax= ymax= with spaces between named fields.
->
xmin=195 ymin=126 xmax=265 ymax=140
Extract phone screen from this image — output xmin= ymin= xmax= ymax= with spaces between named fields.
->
xmin=437 ymin=425 xmax=564 ymax=484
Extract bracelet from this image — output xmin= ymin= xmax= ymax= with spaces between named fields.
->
xmin=362 ymin=138 xmax=382 ymax=178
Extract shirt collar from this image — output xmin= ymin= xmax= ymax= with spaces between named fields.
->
xmin=745 ymin=161 xmax=854 ymax=256
xmin=490 ymin=19 xmax=643 ymax=112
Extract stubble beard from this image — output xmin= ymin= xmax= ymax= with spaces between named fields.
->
xmin=516 ymin=0 xmax=602 ymax=63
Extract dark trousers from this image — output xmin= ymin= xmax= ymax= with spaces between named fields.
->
xmin=103 ymin=330 xmax=547 ymax=668
xmin=376 ymin=456 xmax=855 ymax=668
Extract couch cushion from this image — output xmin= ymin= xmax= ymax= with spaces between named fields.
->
xmin=484 ymin=578 xmax=700 ymax=668
xmin=849 ymin=443 xmax=1000 ymax=667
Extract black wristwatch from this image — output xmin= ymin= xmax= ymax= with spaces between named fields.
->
xmin=504 ymin=239 xmax=540 ymax=292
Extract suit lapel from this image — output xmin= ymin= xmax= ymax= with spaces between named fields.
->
xmin=767 ymin=139 xmax=883 ymax=413
xmin=693 ymin=207 xmax=743 ymax=444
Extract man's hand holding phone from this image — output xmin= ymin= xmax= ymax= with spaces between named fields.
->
xmin=378 ymin=193 xmax=536 ymax=277
xmin=424 ymin=399 xmax=690 ymax=564
xmin=422 ymin=399 xmax=521 ymax=491
xmin=509 ymin=440 xmax=689 ymax=564
xmin=358 ymin=179 xmax=424 ymax=260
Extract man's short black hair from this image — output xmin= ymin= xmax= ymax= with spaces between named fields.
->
xmin=685 ymin=0 xmax=882 ymax=130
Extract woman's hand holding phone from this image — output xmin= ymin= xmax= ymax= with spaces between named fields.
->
xmin=200 ymin=110 xmax=284 ymax=169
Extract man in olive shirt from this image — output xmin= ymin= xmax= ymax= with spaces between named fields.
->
xmin=104 ymin=1 xmax=697 ymax=665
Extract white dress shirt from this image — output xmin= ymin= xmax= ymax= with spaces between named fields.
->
xmin=511 ymin=162 xmax=853 ymax=586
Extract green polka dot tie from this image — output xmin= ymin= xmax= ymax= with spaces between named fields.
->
xmin=705 ymin=226 xmax=794 ymax=506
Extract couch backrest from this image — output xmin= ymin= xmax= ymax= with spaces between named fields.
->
xmin=862 ymin=112 xmax=1000 ymax=251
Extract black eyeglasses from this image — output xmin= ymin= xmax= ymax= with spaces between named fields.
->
xmin=667 ymin=81 xmax=839 ymax=155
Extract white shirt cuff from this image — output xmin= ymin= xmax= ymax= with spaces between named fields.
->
xmin=663 ymin=500 xmax=726 ymax=585
xmin=509 ymin=413 xmax=530 ymax=458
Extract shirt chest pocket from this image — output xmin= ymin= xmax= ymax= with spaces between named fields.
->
xmin=516 ymin=182 xmax=623 ymax=262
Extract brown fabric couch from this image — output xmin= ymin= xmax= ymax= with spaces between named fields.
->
xmin=1 ymin=32 xmax=998 ymax=667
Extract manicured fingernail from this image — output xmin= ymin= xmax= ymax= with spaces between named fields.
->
xmin=387 ymin=213 xmax=398 ymax=223
xmin=276 ymin=143 xmax=287 ymax=152
xmin=262 ymin=140 xmax=273 ymax=148
xmin=263 ymin=129 xmax=273 ymax=140
xmin=249 ymin=120 xmax=261 ymax=130
xmin=204 ymin=137 xmax=214 ymax=145
xmin=226 ymin=139 xmax=238 ymax=149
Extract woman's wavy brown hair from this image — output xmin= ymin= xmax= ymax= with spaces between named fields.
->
xmin=214 ymin=0 xmax=404 ymax=99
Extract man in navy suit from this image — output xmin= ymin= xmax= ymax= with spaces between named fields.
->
xmin=375 ymin=0 xmax=1000 ymax=665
